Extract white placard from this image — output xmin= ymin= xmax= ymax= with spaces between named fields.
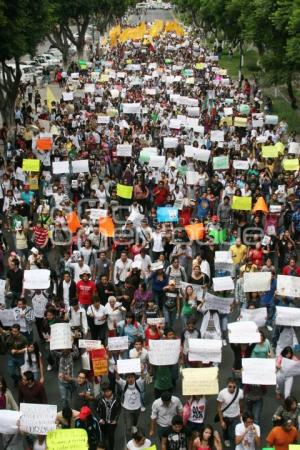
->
xmin=289 ymin=142 xmax=300 ymax=155
xmin=24 ymin=269 xmax=50 ymax=290
xmin=0 ymin=279 xmax=5 ymax=304
xmin=224 ymin=107 xmax=233 ymax=116
xmin=233 ymin=160 xmax=249 ymax=170
xmin=97 ymin=116 xmax=110 ymax=124
xmin=84 ymin=83 xmax=95 ymax=93
xmin=62 ymin=92 xmax=73 ymax=101
xmin=239 ymin=307 xmax=267 ymax=328
xmin=71 ymin=72 xmax=79 ymax=79
xmin=184 ymin=145 xmax=196 ymax=158
xmin=252 ymin=118 xmax=264 ymax=128
xmin=110 ymin=89 xmax=119 ymax=99
xmin=20 ymin=403 xmax=57 ymax=434
xmin=281 ymin=357 xmax=300 ymax=377
xmin=211 ymin=130 xmax=224 ymax=142
xmin=187 ymin=107 xmax=200 ymax=117
xmin=180 ymin=282 xmax=204 ymax=300
xmin=277 ymin=275 xmax=300 ymax=297
xmin=89 ymin=209 xmax=107 ymax=220
xmin=203 ymin=293 xmax=234 ymax=314
xmin=81 ymin=351 xmax=91 ymax=370
xmin=169 ymin=119 xmax=181 ymax=130
xmin=52 ymin=161 xmax=69 ymax=175
xmin=78 ymin=339 xmax=103 ymax=350
xmin=149 ymin=339 xmax=181 ymax=365
xmin=0 ymin=309 xmax=17 ymax=327
xmin=215 ymin=251 xmax=233 ymax=264
xmin=164 ymin=137 xmax=178 ymax=149
xmin=150 ymin=261 xmax=164 ymax=271
xmin=50 ymin=323 xmax=72 ymax=350
xmin=142 ymin=147 xmax=158 ymax=155
xmin=0 ymin=410 xmax=22 ymax=434
xmin=213 ymin=276 xmax=234 ymax=292
xmin=193 ymin=125 xmax=205 ymax=135
xmin=188 ymin=338 xmax=222 ymax=363
xmin=122 ymin=103 xmax=141 ymax=114
xmin=147 ymin=317 xmax=165 ymax=326
xmin=185 ymin=118 xmax=199 ymax=129
xmin=149 ymin=156 xmax=165 ymax=168
xmin=117 ymin=144 xmax=132 ymax=157
xmin=195 ymin=150 xmax=211 ymax=162
xmin=72 ymin=160 xmax=89 ymax=173
xmin=108 ymin=336 xmax=129 ymax=351
xmin=265 ymin=115 xmax=278 ymax=125
xmin=117 ymin=358 xmax=141 ymax=374
xmin=186 ymin=171 xmax=200 ymax=185
xmin=275 ymin=306 xmax=300 ymax=327
xmin=243 ymin=272 xmax=271 ymax=292
xmin=228 ymin=321 xmax=260 ymax=343
xmin=242 ymin=358 xmax=276 ymax=385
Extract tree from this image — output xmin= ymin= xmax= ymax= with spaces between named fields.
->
xmin=0 ymin=0 xmax=50 ymax=127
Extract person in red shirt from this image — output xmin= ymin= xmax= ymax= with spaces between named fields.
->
xmin=76 ymin=271 xmax=97 ymax=308
xmin=282 ymin=258 xmax=300 ymax=276
xmin=153 ymin=181 xmax=169 ymax=206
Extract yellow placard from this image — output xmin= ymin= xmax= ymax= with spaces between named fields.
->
xmin=275 ymin=142 xmax=285 ymax=154
xmin=234 ymin=117 xmax=248 ymax=128
xmin=28 ymin=176 xmax=39 ymax=191
xmin=182 ymin=367 xmax=219 ymax=395
xmin=283 ymin=159 xmax=299 ymax=171
xmin=232 ymin=196 xmax=252 ymax=211
xmin=289 ymin=446 xmax=300 ymax=450
xmin=262 ymin=146 xmax=278 ymax=158
xmin=220 ymin=116 xmax=233 ymax=126
xmin=22 ymin=159 xmax=40 ymax=172
xmin=117 ymin=184 xmax=133 ymax=199
xmin=186 ymin=77 xmax=195 ymax=84
xmin=195 ymin=63 xmax=205 ymax=70
xmin=47 ymin=429 xmax=88 ymax=450
xmin=100 ymin=74 xmax=109 ymax=83
xmin=145 ymin=446 xmax=157 ymax=450
xmin=219 ymin=69 xmax=227 ymax=76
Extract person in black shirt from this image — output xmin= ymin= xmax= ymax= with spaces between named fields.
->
xmin=6 ymin=258 xmax=23 ymax=307
xmin=96 ymin=275 xmax=115 ymax=306
xmin=161 ymin=415 xmax=191 ymax=450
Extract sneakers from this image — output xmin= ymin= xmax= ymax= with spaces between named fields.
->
xmin=224 ymin=440 xmax=231 ymax=448
xmin=141 ymin=406 xmax=146 ymax=412
xmin=267 ymin=325 xmax=273 ymax=331
xmin=47 ymin=364 xmax=53 ymax=372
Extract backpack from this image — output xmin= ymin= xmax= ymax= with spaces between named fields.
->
xmin=121 ymin=381 xmax=141 ymax=404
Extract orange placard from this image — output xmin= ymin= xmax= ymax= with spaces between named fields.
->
xmin=185 ymin=223 xmax=205 ymax=241
xmin=66 ymin=211 xmax=81 ymax=233
xmin=91 ymin=349 xmax=108 ymax=376
xmin=99 ymin=217 xmax=115 ymax=237
xmin=36 ymin=138 xmax=52 ymax=150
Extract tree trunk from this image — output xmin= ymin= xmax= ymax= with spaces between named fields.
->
xmin=0 ymin=60 xmax=21 ymax=130
xmin=62 ymin=48 xmax=69 ymax=69
xmin=287 ymin=74 xmax=297 ymax=109
xmin=76 ymin=38 xmax=85 ymax=60
xmin=0 ymin=100 xmax=15 ymax=128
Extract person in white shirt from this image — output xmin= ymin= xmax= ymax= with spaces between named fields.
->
xmin=86 ymin=297 xmax=107 ymax=344
xmin=151 ymin=226 xmax=164 ymax=260
xmin=127 ymin=430 xmax=151 ymax=450
xmin=103 ymin=296 xmax=125 ymax=335
xmin=235 ymin=412 xmax=260 ymax=450
xmin=116 ymin=371 xmax=145 ymax=442
xmin=134 ymin=249 xmax=151 ymax=280
xmin=114 ymin=252 xmax=133 ymax=286
xmin=68 ymin=300 xmax=89 ymax=340
xmin=150 ymin=391 xmax=183 ymax=440
xmin=129 ymin=338 xmax=149 ymax=412
xmin=217 ymin=378 xmax=244 ymax=448
xmin=67 ymin=255 xmax=91 ymax=282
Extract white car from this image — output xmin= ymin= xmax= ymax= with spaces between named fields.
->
xmin=3 ymin=64 xmax=35 ymax=83
xmin=42 ymin=53 xmax=61 ymax=65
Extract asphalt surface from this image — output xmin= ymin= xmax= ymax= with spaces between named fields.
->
xmin=3 ymin=6 xmax=300 ymax=450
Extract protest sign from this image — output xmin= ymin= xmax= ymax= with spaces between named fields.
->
xmin=157 ymin=207 xmax=178 ymax=223
xmin=232 ymin=196 xmax=252 ymax=211
xmin=212 ymin=276 xmax=234 ymax=292
xmin=62 ymin=92 xmax=74 ymax=101
xmin=185 ymin=223 xmax=205 ymax=241
xmin=149 ymin=156 xmax=165 ymax=168
xmin=215 ymin=251 xmax=233 ymax=264
xmin=182 ymin=367 xmax=219 ymax=395
xmin=149 ymin=339 xmax=180 ymax=365
xmin=91 ymin=348 xmax=108 ymax=376
xmin=283 ymin=159 xmax=299 ymax=171
xmin=24 ymin=269 xmax=50 ymax=290
xmin=186 ymin=171 xmax=200 ymax=185
xmin=53 ymin=161 xmax=69 ymax=174
xmin=20 ymin=403 xmax=57 ymax=434
xmin=281 ymin=357 xmax=300 ymax=377
xmin=22 ymin=159 xmax=40 ymax=172
xmin=147 ymin=317 xmax=165 ymax=326
xmin=239 ymin=307 xmax=267 ymax=328
xmin=228 ymin=321 xmax=260 ymax=343
xmin=233 ymin=160 xmax=249 ymax=170
xmin=108 ymin=336 xmax=129 ymax=351
xmin=289 ymin=142 xmax=300 ymax=155
xmin=213 ymin=156 xmax=229 ymax=170
xmin=243 ymin=272 xmax=271 ymax=292
xmin=0 ymin=410 xmax=22 ymax=434
xmin=97 ymin=115 xmax=110 ymax=124
xmin=164 ymin=137 xmax=178 ymax=149
xmin=117 ymin=184 xmax=133 ymax=199
xmin=116 ymin=144 xmax=132 ymax=157
xmin=195 ymin=150 xmax=211 ymax=162
xmin=262 ymin=146 xmax=279 ymax=158
xmin=0 ymin=309 xmax=17 ymax=327
xmin=180 ymin=281 xmax=204 ymax=300
xmin=36 ymin=137 xmax=52 ymax=151
xmin=276 ymin=306 xmax=300 ymax=327
xmin=122 ymin=103 xmax=141 ymax=114
xmin=47 ymin=429 xmax=88 ymax=450
xmin=211 ymin=130 xmax=224 ymax=142
xmin=277 ymin=275 xmax=300 ymax=297
xmin=169 ymin=119 xmax=182 ymax=129
xmin=72 ymin=160 xmax=89 ymax=173
xmin=203 ymin=293 xmax=234 ymax=314
xmin=242 ymin=358 xmax=276 ymax=385
xmin=50 ymin=323 xmax=72 ymax=350
xmin=89 ymin=209 xmax=107 ymax=220
xmin=234 ymin=117 xmax=248 ymax=127
xmin=78 ymin=339 xmax=103 ymax=350
xmin=117 ymin=358 xmax=141 ymax=374
xmin=265 ymin=115 xmax=278 ymax=125
xmin=188 ymin=339 xmax=222 ymax=363
xmin=0 ymin=279 xmax=5 ymax=304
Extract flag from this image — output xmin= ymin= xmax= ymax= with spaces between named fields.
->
xmin=184 ymin=223 xmax=205 ymax=240
xmin=66 ymin=211 xmax=81 ymax=233
xmin=99 ymin=217 xmax=115 ymax=237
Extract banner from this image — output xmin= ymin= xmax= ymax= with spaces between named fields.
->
xmin=47 ymin=429 xmax=88 ymax=450
xmin=20 ymin=403 xmax=57 ymax=434
xmin=182 ymin=367 xmax=219 ymax=395
xmin=91 ymin=348 xmax=108 ymax=376
xmin=117 ymin=184 xmax=133 ymax=199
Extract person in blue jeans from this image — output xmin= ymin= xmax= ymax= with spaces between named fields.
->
xmin=5 ymin=324 xmax=27 ymax=386
xmin=259 ymin=271 xmax=277 ymax=331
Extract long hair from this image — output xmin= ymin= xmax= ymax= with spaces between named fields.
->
xmin=199 ymin=424 xmax=214 ymax=449
xmin=27 ymin=342 xmax=41 ymax=368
